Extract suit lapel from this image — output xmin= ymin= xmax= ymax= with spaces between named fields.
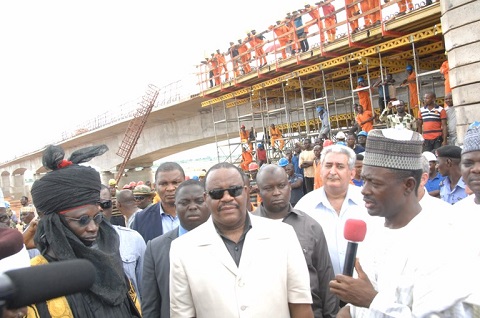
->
xmin=238 ymin=215 xmax=270 ymax=272
xmin=197 ymin=218 xmax=239 ymax=276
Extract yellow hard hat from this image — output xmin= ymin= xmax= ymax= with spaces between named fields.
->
xmin=108 ymin=179 xmax=117 ymax=186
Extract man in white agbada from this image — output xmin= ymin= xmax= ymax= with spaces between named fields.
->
xmin=329 ymin=128 xmax=472 ymax=317
xmin=452 ymin=124 xmax=480 ymax=312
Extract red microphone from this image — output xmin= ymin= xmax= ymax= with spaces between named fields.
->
xmin=342 ymin=219 xmax=367 ymax=276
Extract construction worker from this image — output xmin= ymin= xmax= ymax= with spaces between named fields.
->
xmin=210 ymin=53 xmax=221 ymax=86
xmin=401 ymin=64 xmax=419 ymax=118
xmin=440 ymin=58 xmax=451 ymax=95
xmin=345 ymin=0 xmax=361 ymax=33
xmin=269 ymin=123 xmax=285 ymax=150
xmin=240 ymin=146 xmax=253 ymax=171
xmin=250 ymin=30 xmax=267 ymax=67
xmin=247 ymin=162 xmax=261 ymax=210
xmin=318 ymin=1 xmax=337 ymax=42
xmin=237 ymin=39 xmax=251 ymax=74
xmin=359 ymin=0 xmax=371 ymax=27
xmin=200 ymin=57 xmax=214 ymax=88
xmin=303 ymin=3 xmax=325 ymax=43
xmin=215 ymin=49 xmax=229 ymax=81
xmin=285 ymin=12 xmax=301 ymax=54
xmin=239 ymin=124 xmax=253 ymax=151
xmin=369 ymin=0 xmax=381 ymax=26
xmin=228 ymin=41 xmax=240 ymax=77
xmin=356 ymin=76 xmax=373 ymax=113
xmin=269 ymin=20 xmax=292 ymax=60
xmin=393 ymin=0 xmax=413 ymax=15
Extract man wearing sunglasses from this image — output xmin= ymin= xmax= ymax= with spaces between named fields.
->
xmin=132 ymin=162 xmax=186 ymax=243
xmin=28 ymin=144 xmax=142 ymax=317
xmin=132 ymin=184 xmax=156 ymax=210
xmin=170 ymin=162 xmax=314 ymax=318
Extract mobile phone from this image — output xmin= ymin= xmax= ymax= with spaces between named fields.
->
xmin=392 ymin=100 xmax=400 ymax=106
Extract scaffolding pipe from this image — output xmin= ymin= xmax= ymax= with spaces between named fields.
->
xmin=365 ymin=58 xmax=374 ymax=117
xmin=417 ymin=69 xmax=441 ymax=77
xmin=281 ymin=81 xmax=293 ymax=142
xmin=330 ymin=76 xmax=340 ymax=130
xmin=411 ymin=40 xmax=420 ymax=115
xmin=222 ymin=100 xmax=234 ymax=164
xmin=211 ymin=105 xmax=221 ymax=163
xmin=304 ymin=96 xmax=327 ymax=105
xmin=378 ymin=52 xmax=387 ymax=111
xmin=298 ymin=77 xmax=310 ymax=136
xmin=322 ymin=69 xmax=332 ymax=139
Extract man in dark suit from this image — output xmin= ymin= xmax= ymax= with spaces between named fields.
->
xmin=132 ymin=162 xmax=185 ymax=242
xmin=141 ymin=179 xmax=210 ymax=318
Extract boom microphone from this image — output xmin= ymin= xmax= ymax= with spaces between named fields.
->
xmin=342 ymin=219 xmax=367 ymax=276
xmin=0 ymin=259 xmax=95 ymax=309
xmin=0 ymin=228 xmax=24 ymax=260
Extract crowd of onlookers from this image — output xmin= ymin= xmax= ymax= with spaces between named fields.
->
xmin=1 ymin=120 xmax=479 ymax=317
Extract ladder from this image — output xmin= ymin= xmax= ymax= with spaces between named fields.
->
xmin=115 ymin=84 xmax=160 ymax=184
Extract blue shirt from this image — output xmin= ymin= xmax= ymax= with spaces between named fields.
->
xmin=289 ymin=173 xmax=304 ymax=206
xmin=378 ymin=84 xmax=390 ymax=98
xmin=294 ymin=16 xmax=304 ymax=36
xmin=160 ymin=204 xmax=180 ymax=234
xmin=292 ymin=154 xmax=303 ymax=176
xmin=113 ymin=225 xmax=146 ymax=300
xmin=352 ymin=179 xmax=364 ymax=187
xmin=425 ymin=172 xmax=444 ymax=193
xmin=178 ymin=224 xmax=188 ymax=237
xmin=440 ymin=176 xmax=467 ymax=205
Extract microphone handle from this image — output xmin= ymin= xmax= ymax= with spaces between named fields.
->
xmin=343 ymin=242 xmax=358 ymax=277
xmin=340 ymin=242 xmax=359 ymax=308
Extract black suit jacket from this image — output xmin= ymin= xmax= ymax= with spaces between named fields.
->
xmin=141 ymin=227 xmax=179 ymax=318
xmin=131 ymin=203 xmax=164 ymax=243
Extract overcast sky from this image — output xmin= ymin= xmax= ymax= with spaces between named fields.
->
xmin=0 ymin=0 xmax=405 ymax=162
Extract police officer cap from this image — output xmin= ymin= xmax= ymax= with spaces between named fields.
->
xmin=436 ymin=145 xmax=462 ymax=159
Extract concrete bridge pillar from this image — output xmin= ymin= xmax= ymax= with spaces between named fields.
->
xmin=441 ymin=0 xmax=480 ymax=143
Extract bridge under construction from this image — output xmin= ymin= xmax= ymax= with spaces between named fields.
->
xmin=196 ymin=1 xmax=448 ymax=164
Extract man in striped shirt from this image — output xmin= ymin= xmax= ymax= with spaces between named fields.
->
xmin=417 ymin=91 xmax=447 ymax=152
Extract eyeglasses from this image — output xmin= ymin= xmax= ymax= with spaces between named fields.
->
xmin=207 ymin=185 xmax=244 ymax=200
xmin=63 ymin=213 xmax=103 ymax=227
xmin=98 ymin=200 xmax=112 ymax=209
xmin=133 ymin=196 xmax=147 ymax=201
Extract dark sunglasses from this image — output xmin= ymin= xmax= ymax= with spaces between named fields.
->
xmin=207 ymin=185 xmax=244 ymax=200
xmin=133 ymin=196 xmax=147 ymax=201
xmin=98 ymin=200 xmax=112 ymax=209
xmin=63 ymin=213 xmax=103 ymax=227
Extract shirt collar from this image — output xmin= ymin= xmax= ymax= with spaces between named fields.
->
xmin=315 ymin=185 xmax=364 ymax=209
xmin=178 ymin=224 xmax=188 ymax=236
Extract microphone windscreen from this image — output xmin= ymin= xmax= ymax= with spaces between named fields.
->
xmin=0 ymin=228 xmax=24 ymax=260
xmin=344 ymin=219 xmax=367 ymax=242
xmin=4 ymin=259 xmax=95 ymax=309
